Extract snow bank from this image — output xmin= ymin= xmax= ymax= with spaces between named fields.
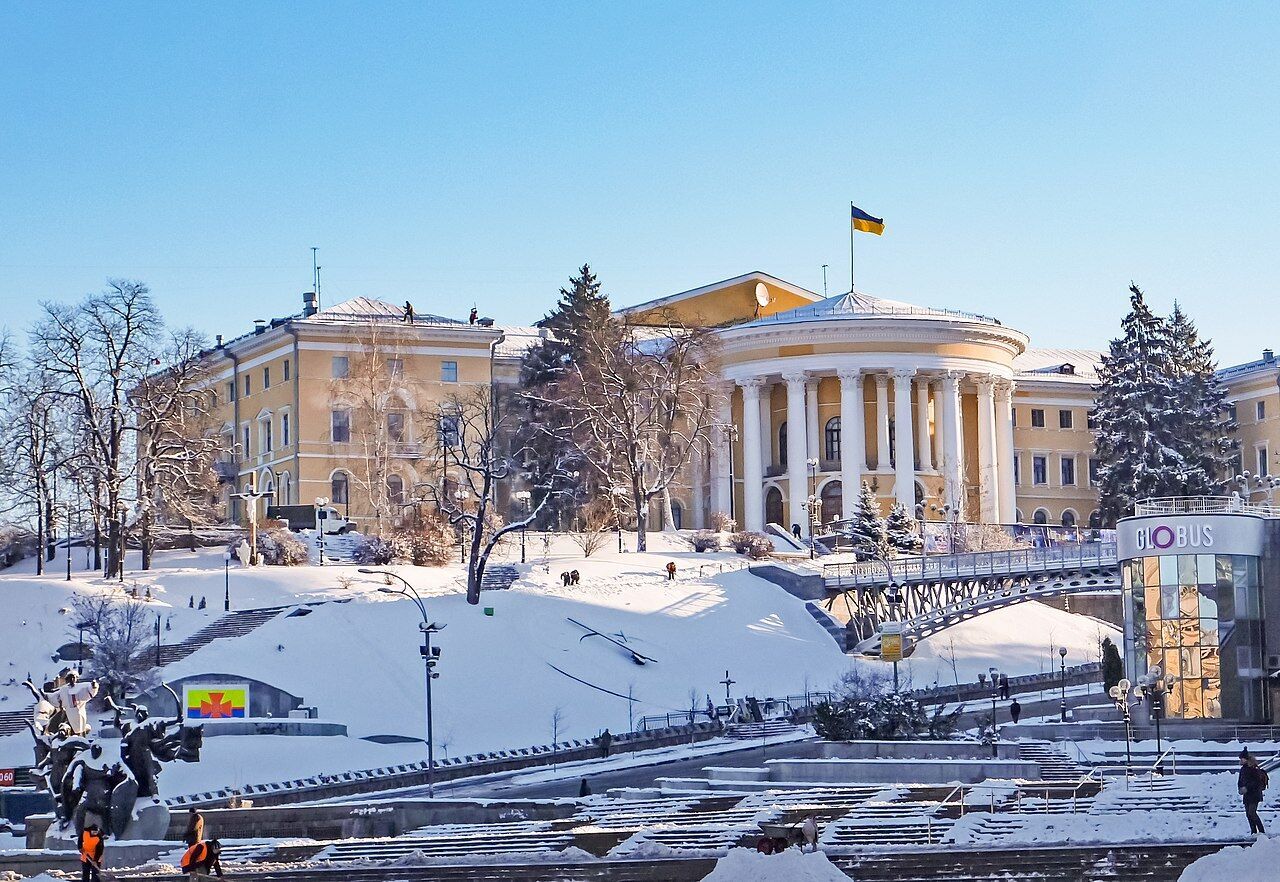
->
xmin=1179 ymin=837 xmax=1280 ymax=881
xmin=699 ymin=847 xmax=850 ymax=881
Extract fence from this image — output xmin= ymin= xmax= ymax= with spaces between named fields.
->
xmin=823 ymin=542 xmax=1117 ymax=588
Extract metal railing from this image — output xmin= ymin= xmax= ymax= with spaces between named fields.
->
xmin=1135 ymin=496 xmax=1280 ymax=518
xmin=1090 ymin=747 xmax=1178 ymax=788
xmin=823 ymin=542 xmax=1118 ymax=587
xmin=746 ymin=297 xmax=1002 ymax=326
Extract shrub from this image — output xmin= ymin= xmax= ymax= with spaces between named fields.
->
xmin=257 ymin=528 xmax=309 ymax=566
xmin=382 ymin=515 xmax=455 ymax=567
xmin=691 ymin=530 xmax=722 ymax=552
xmin=728 ymin=531 xmax=772 ymax=560
xmin=0 ymin=525 xmax=36 ymax=570
xmin=353 ymin=535 xmax=396 ymax=566
xmin=710 ymin=512 xmax=737 ymax=533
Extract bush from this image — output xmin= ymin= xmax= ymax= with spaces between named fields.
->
xmin=1101 ymin=637 xmax=1124 ymax=692
xmin=710 ymin=511 xmax=737 ymax=533
xmin=257 ymin=528 xmax=309 ymax=566
xmin=384 ymin=515 xmax=455 ymax=567
xmin=353 ymin=535 xmax=396 ymax=566
xmin=728 ymin=531 xmax=773 ymax=560
xmin=0 ymin=525 xmax=36 ymax=570
xmin=691 ymin=530 xmax=722 ymax=552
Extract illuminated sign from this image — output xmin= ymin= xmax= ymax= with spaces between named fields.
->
xmin=184 ymin=684 xmax=249 ymax=720
xmin=1116 ymin=513 xmax=1264 ymax=560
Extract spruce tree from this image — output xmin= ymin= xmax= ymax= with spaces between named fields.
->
xmin=1166 ymin=303 xmax=1236 ymax=491
xmin=847 ymin=482 xmax=889 ymax=560
xmin=1093 ymin=284 xmax=1186 ymax=524
xmin=885 ymin=502 xmax=923 ymax=555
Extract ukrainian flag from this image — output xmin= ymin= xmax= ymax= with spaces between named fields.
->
xmin=851 ymin=204 xmax=885 ymax=236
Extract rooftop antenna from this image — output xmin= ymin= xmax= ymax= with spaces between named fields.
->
xmin=822 ymin=264 xmax=829 ymax=297
xmin=311 ymin=248 xmax=320 ymax=306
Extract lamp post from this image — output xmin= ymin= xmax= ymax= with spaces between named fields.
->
xmin=358 ymin=568 xmax=445 ymax=798
xmin=514 ymin=490 xmax=532 ymax=564
xmin=805 ymin=457 xmax=820 ymax=558
xmin=64 ymin=503 xmax=73 ymax=582
xmin=453 ymin=490 xmax=469 ymax=563
xmin=1135 ymin=666 xmax=1166 ymax=773
xmin=989 ymin=666 xmax=1001 ymax=758
xmin=75 ymin=620 xmax=91 ymax=674
xmin=1108 ymin=677 xmax=1139 ymax=780
xmin=1059 ymin=646 xmax=1068 ymax=723
xmin=223 ymin=551 xmax=232 ymax=611
xmin=314 ymin=497 xmax=330 ymax=566
xmin=725 ymin=424 xmax=740 ymax=523
xmin=117 ymin=502 xmax=128 ymax=583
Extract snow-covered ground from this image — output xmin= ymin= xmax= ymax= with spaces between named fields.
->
xmin=0 ymin=533 xmax=1117 ymax=797
xmin=1179 ymin=836 xmax=1280 ymax=881
xmin=699 ymin=847 xmax=848 ymax=881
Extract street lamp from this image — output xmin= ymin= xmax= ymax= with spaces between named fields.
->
xmin=1134 ymin=666 xmax=1167 ymax=773
xmin=64 ymin=503 xmax=73 ymax=582
xmin=1058 ymin=646 xmax=1068 ymax=723
xmin=805 ymin=457 xmax=820 ymax=558
xmin=1108 ymin=677 xmax=1140 ymax=780
xmin=514 ymin=490 xmax=532 ymax=564
xmin=989 ymin=666 xmax=1001 ymax=758
xmin=314 ymin=497 xmax=330 ymax=566
xmin=75 ymin=620 xmax=92 ymax=674
xmin=358 ymin=568 xmax=445 ymax=798
xmin=116 ymin=501 xmax=129 ymax=583
xmin=453 ymin=489 xmax=469 ymax=563
xmin=930 ymin=502 xmax=961 ymax=553
xmin=223 ymin=551 xmax=232 ymax=612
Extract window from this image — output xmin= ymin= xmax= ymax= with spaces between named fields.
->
xmin=441 ymin=360 xmax=458 ymax=383
xmin=330 ymin=472 xmax=349 ymax=505
xmin=281 ymin=412 xmax=290 ymax=447
xmin=1031 ymin=409 xmax=1045 ymax=428
xmin=283 ymin=359 xmax=291 ymax=381
xmin=386 ymin=474 xmax=405 ymax=505
xmin=242 ymin=425 xmax=250 ymax=457
xmin=1061 ymin=510 xmax=1077 ymax=527
xmin=1088 ymin=457 xmax=1101 ymax=485
xmin=387 ymin=411 xmax=406 ymax=442
xmin=1011 ymin=408 xmax=1017 ymax=428
xmin=1033 ymin=508 xmax=1049 ymax=525
xmin=1059 ymin=409 xmax=1073 ymax=429
xmin=779 ymin=423 xmax=788 ymax=467
xmin=439 ymin=414 xmax=460 ymax=447
xmin=243 ymin=376 xmax=251 ymax=396
xmin=387 ymin=358 xmax=404 ymax=378
xmin=1087 ymin=410 xmax=1097 ymax=430
xmin=824 ymin=417 xmax=841 ymax=461
xmin=1258 ymin=445 xmax=1270 ymax=477
xmin=263 ymin=366 xmax=271 ymax=388
xmin=1227 ymin=403 xmax=1238 ymax=422
xmin=227 ymin=381 xmax=236 ymax=402
xmin=1013 ymin=453 xmax=1021 ymax=485
xmin=331 ymin=408 xmax=351 ymax=443
xmin=1258 ymin=401 xmax=1267 ymax=421
xmin=1060 ymin=456 xmax=1076 ymax=486
xmin=332 ymin=356 xmax=349 ymax=379
xmin=261 ymin=419 xmax=273 ymax=453
xmin=1032 ymin=455 xmax=1048 ymax=485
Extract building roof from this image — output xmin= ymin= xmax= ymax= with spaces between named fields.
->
xmin=1217 ymin=350 xmax=1279 ymax=381
xmin=311 ymin=296 xmax=462 ymax=326
xmin=615 ymin=271 xmax=823 ymax=317
xmin=1013 ymin=348 xmax=1103 ymax=384
xmin=734 ymin=288 xmax=1003 ymax=329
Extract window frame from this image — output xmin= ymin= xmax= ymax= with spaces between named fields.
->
xmin=332 ymin=356 xmax=350 ymax=379
xmin=331 ymin=408 xmax=352 ymax=444
xmin=1032 ymin=454 xmax=1048 ymax=486
xmin=1060 ymin=454 xmax=1076 ymax=486
xmin=1030 ymin=408 xmax=1045 ymax=428
xmin=1058 ymin=409 xmax=1073 ymax=429
xmin=441 ymin=360 xmax=459 ymax=383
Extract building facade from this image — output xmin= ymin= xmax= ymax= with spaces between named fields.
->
xmin=202 ymin=273 xmax=1280 ymax=534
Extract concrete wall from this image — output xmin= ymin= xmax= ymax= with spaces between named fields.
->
xmin=135 ymin=673 xmax=304 ymax=720
xmin=811 ymin=740 xmax=1022 ymax=761
xmin=764 ymin=757 xmax=1041 ymax=784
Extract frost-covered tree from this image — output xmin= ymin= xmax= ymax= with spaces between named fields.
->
xmin=885 ymin=502 xmax=923 ymax=555
xmin=1093 ymin=284 xmax=1225 ymax=525
xmin=847 ymin=482 xmax=888 ymax=560
xmin=1166 ymin=303 xmax=1236 ymax=488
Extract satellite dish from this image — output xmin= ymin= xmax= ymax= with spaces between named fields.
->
xmin=754 ymin=282 xmax=772 ymax=308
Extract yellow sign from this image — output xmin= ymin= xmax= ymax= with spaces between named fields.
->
xmin=881 ymin=633 xmax=903 ymax=663
xmin=185 ymin=685 xmax=248 ymax=720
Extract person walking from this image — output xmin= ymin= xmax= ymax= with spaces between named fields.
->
xmin=183 ymin=807 xmax=205 ymax=846
xmin=998 ymin=673 xmax=1010 ymax=700
xmin=597 ymin=729 xmax=612 ymax=758
xmin=1239 ymin=748 xmax=1269 ymax=836
xmin=1009 ymin=699 xmax=1022 ymax=724
xmin=578 ymin=778 xmax=591 ymax=797
xmin=79 ymin=822 xmax=105 ymax=882
xmin=665 ymin=561 xmax=677 ymax=581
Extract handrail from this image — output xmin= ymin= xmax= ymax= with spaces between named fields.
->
xmin=1092 ymin=747 xmax=1177 ymax=789
xmin=1135 ymin=496 xmax=1280 ymax=518
xmin=823 ymin=542 xmax=1118 ymax=588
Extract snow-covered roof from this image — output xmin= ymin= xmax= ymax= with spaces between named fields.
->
xmin=735 ymin=289 xmax=1002 ymax=329
xmin=492 ymin=325 xmax=546 ymax=359
xmin=1013 ymin=348 xmax=1103 ymax=384
xmin=1216 ymin=351 xmax=1280 ymax=381
xmin=616 ymin=271 xmax=823 ymax=317
xmin=310 ymin=296 xmax=463 ymax=326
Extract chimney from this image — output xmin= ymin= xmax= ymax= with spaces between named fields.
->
xmin=1265 ymin=348 xmax=1275 ymax=363
xmin=254 ymin=319 xmax=267 ymax=335
xmin=303 ymin=291 xmax=319 ymax=318
xmin=216 ymin=334 xmax=223 ymax=347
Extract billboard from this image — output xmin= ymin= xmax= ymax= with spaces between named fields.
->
xmin=184 ymin=684 xmax=249 ymax=720
xmin=880 ymin=621 xmax=904 ymax=664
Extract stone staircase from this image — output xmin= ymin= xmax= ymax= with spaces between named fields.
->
xmin=316 ymin=820 xmax=575 ymax=862
xmin=156 ymin=605 xmax=297 ymax=666
xmin=723 ymin=720 xmax=799 ymax=740
xmin=0 ymin=708 xmax=30 ymax=737
xmin=804 ymin=602 xmax=848 ymax=651
xmin=1018 ymin=740 xmax=1093 ymax=781
xmin=609 ymin=804 xmax=782 ymax=856
xmin=315 ymin=532 xmax=362 ymax=564
xmin=480 ymin=564 xmax=520 ymax=592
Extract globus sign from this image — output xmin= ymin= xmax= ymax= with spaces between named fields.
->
xmin=1116 ymin=513 xmax=1264 ymax=560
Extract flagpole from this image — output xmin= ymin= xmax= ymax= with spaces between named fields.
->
xmin=849 ymin=201 xmax=856 ymax=292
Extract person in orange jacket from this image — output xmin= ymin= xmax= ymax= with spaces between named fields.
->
xmin=79 ymin=823 xmax=105 ymax=882
xmin=180 ymin=838 xmax=224 ymax=878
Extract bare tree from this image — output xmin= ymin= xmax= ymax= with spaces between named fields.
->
xmin=569 ymin=497 xmax=616 ymax=557
xmin=69 ymin=594 xmax=158 ymax=699
xmin=133 ymin=328 xmax=225 ymax=568
xmin=0 ymin=360 xmax=68 ymax=575
xmin=550 ymin=706 xmax=565 ymax=770
xmin=534 ymin=312 xmax=722 ymax=552
xmin=430 ymin=388 xmax=576 ymax=604
xmin=33 ymin=281 xmax=161 ymax=577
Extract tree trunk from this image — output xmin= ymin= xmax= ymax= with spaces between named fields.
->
xmin=106 ymin=518 xmax=121 ymax=579
xmin=92 ymin=511 xmax=102 ymax=571
xmin=661 ymin=487 xmax=676 ymax=532
xmin=140 ymin=512 xmax=152 ymax=571
xmin=35 ymin=502 xmax=44 ymax=576
xmin=633 ymin=490 xmax=648 ymax=552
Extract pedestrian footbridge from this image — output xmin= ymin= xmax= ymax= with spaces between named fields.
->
xmin=817 ymin=543 xmax=1119 ymax=655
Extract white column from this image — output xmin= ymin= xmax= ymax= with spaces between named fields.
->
xmin=975 ymin=375 xmax=1000 ymax=523
xmin=874 ymin=373 xmax=891 ymax=470
xmin=711 ymin=388 xmax=732 ymax=517
xmin=691 ymin=445 xmax=706 ymax=528
xmin=784 ymin=372 xmax=810 ymax=536
xmin=996 ymin=379 xmax=1017 ymax=524
xmin=739 ymin=379 xmax=765 ymax=532
xmin=892 ymin=369 xmax=916 ymax=510
xmin=837 ymin=368 xmax=865 ymax=519
xmin=938 ymin=373 xmax=964 ymax=512
xmin=806 ymin=380 xmax=820 ymax=462
xmin=916 ymin=376 xmax=933 ymax=471
xmin=759 ymin=384 xmax=772 ymax=472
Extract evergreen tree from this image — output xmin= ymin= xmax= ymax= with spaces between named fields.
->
xmin=1166 ymin=303 xmax=1236 ymax=490
xmin=885 ymin=502 xmax=923 ymax=555
xmin=847 ymin=482 xmax=888 ymax=560
xmin=1093 ymin=284 xmax=1208 ymax=524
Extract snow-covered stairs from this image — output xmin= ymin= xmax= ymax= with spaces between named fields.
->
xmin=155 ymin=604 xmax=295 ymax=666
xmin=480 ymin=564 xmax=519 ymax=591
xmin=723 ymin=720 xmax=799 ymax=740
xmin=315 ymin=532 xmax=361 ymax=564
xmin=0 ymin=708 xmax=30 ymax=737
xmin=1018 ymin=741 xmax=1092 ymax=781
xmin=316 ymin=820 xmax=574 ymax=862
xmin=804 ymin=602 xmax=849 ymax=651
xmin=608 ymin=804 xmax=782 ymax=856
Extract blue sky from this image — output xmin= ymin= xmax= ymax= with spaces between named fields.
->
xmin=2 ymin=3 xmax=1278 ymax=363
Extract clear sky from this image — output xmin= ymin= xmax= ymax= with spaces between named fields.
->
xmin=2 ymin=3 xmax=1278 ymax=363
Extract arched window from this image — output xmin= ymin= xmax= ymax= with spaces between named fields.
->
xmin=820 ymin=481 xmax=842 ymax=523
xmin=824 ymin=417 xmax=841 ymax=462
xmin=1061 ymin=509 xmax=1077 ymax=527
xmin=765 ymin=487 xmax=784 ymax=526
xmin=331 ymin=471 xmax=350 ymax=505
xmin=1016 ymin=509 xmax=1024 ymax=524
xmin=778 ymin=423 xmax=788 ymax=467
xmin=386 ymin=474 xmax=405 ymax=505
xmin=1033 ymin=508 xmax=1049 ymax=525
xmin=1089 ymin=510 xmax=1103 ymax=529
xmin=279 ymin=472 xmax=292 ymax=506
xmin=670 ymin=501 xmax=683 ymax=531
